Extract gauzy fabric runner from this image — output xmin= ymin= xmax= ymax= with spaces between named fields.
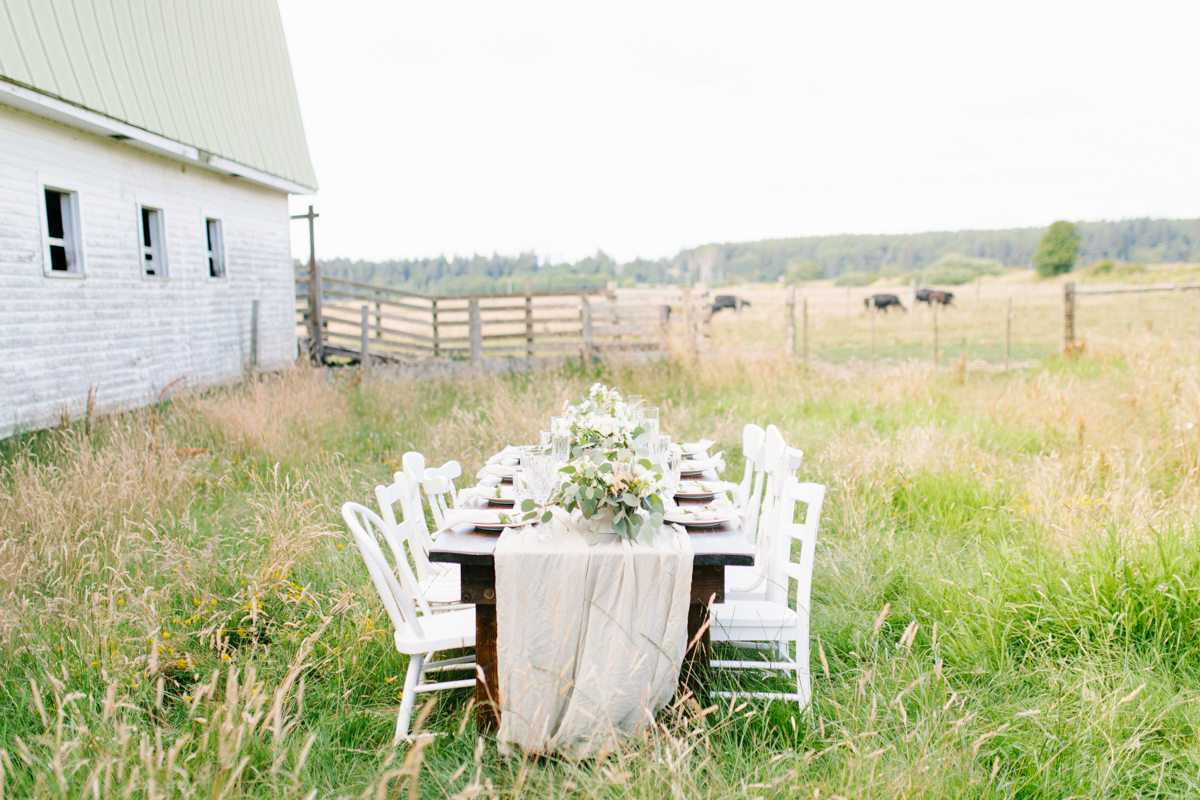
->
xmin=494 ymin=510 xmax=694 ymax=759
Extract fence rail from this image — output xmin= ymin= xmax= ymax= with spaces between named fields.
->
xmin=297 ymin=271 xmax=709 ymax=365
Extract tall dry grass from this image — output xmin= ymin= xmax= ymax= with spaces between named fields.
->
xmin=2 ymin=336 xmax=1200 ymax=796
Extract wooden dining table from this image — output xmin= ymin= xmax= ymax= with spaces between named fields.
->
xmin=429 ymin=510 xmax=754 ymax=731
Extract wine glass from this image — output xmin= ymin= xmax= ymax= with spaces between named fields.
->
xmin=661 ymin=450 xmax=682 ymax=503
xmin=652 ymin=434 xmax=672 ymax=468
xmin=539 ymin=429 xmax=553 ymax=447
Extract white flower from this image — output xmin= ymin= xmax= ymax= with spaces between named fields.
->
xmin=598 ymin=419 xmax=613 ymax=436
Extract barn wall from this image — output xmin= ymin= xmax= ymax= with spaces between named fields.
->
xmin=0 ymin=105 xmax=297 ymax=439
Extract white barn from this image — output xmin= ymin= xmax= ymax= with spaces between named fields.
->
xmin=0 ymin=0 xmax=317 ymax=439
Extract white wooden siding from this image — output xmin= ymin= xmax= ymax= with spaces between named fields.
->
xmin=0 ymin=104 xmax=297 ymax=439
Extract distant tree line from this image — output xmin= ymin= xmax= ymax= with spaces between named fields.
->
xmin=304 ymin=218 xmax=1200 ymax=295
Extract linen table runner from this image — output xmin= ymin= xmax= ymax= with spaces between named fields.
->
xmin=494 ymin=511 xmax=693 ymax=758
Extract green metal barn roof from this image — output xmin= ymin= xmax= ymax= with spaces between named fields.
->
xmin=0 ymin=0 xmax=317 ymax=192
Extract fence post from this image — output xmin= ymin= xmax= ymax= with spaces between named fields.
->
xmin=249 ymin=298 xmax=259 ymax=370
xmin=581 ymin=296 xmax=593 ymax=363
xmin=682 ymin=287 xmax=694 ymax=362
xmin=1005 ymin=295 xmax=1012 ymax=370
xmin=295 ymin=205 xmax=322 ymax=363
xmin=469 ymin=298 xmax=483 ymax=365
xmin=658 ymin=305 xmax=669 ymax=353
xmin=524 ymin=277 xmax=534 ymax=358
xmin=360 ymin=304 xmax=370 ymax=366
xmin=431 ymin=297 xmax=440 ymax=357
xmin=869 ymin=295 xmax=876 ymax=375
xmin=374 ymin=293 xmax=382 ymax=340
xmin=932 ymin=303 xmax=939 ymax=369
xmin=785 ymin=286 xmax=796 ymax=359
xmin=1063 ymin=281 xmax=1076 ymax=354
xmin=802 ymin=296 xmax=809 ymax=366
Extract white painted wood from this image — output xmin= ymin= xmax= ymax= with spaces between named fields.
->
xmin=341 ymin=502 xmax=477 ymax=741
xmin=710 ymin=479 xmax=826 ymax=712
xmin=0 ymin=104 xmax=297 ymax=439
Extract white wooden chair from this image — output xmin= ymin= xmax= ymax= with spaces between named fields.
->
xmin=725 ymin=425 xmax=803 ymax=602
xmin=710 ymin=478 xmax=825 ymax=711
xmin=419 ymin=458 xmax=462 ymax=532
xmin=341 ymin=502 xmax=476 ymax=741
xmin=376 ymin=468 xmax=465 ymax=610
xmin=732 ymin=424 xmax=767 ymax=543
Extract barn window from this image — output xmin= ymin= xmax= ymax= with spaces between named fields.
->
xmin=43 ymin=188 xmax=81 ymax=274
xmin=140 ymin=206 xmax=165 ymax=277
xmin=206 ymin=218 xmax=225 ymax=278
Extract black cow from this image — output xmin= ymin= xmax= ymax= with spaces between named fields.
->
xmin=864 ymin=294 xmax=905 ymax=313
xmin=916 ymin=288 xmax=954 ymax=306
xmin=711 ymin=294 xmax=751 ymax=313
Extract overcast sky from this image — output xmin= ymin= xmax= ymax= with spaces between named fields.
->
xmin=279 ymin=0 xmax=1200 ymax=264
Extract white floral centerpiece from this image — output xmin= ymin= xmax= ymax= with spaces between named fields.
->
xmin=552 ymin=449 xmax=666 ymax=540
xmin=553 ymin=383 xmax=639 ymax=452
xmin=519 ymin=383 xmax=666 ymax=540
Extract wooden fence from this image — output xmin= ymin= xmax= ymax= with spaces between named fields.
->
xmin=296 ymin=268 xmax=711 ymax=365
xmin=1064 ymin=281 xmax=1200 ymax=352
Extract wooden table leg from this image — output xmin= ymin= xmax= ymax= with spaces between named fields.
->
xmin=680 ymin=565 xmax=724 ymax=701
xmin=461 ymin=564 xmax=499 ymax=732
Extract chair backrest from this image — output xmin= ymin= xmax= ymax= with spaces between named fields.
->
xmin=768 ymin=479 xmax=825 ymax=611
xmin=738 ymin=424 xmax=768 ymax=544
xmin=376 ymin=469 xmax=436 ymax=583
xmin=341 ymin=502 xmax=429 ymax=639
xmin=421 ymin=460 xmax=462 ymax=531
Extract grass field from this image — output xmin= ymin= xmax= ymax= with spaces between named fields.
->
xmin=3 ymin=292 xmax=1200 ymax=797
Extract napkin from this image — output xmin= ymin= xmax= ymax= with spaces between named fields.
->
xmin=680 ymin=451 xmax=725 ymax=473
xmin=442 ymin=508 xmax=508 ymax=530
xmin=457 ymin=485 xmax=509 ymax=505
xmin=679 ymin=439 xmax=715 ymax=454
xmin=486 ymin=446 xmax=524 ymax=466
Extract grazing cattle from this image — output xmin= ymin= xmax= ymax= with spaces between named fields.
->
xmin=864 ymin=294 xmax=906 ymax=313
xmin=712 ymin=294 xmax=751 ymax=313
xmin=916 ymin=288 xmax=954 ymax=306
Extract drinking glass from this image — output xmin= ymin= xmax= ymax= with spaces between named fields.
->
xmin=550 ymin=416 xmax=565 ymax=437
xmin=661 ymin=451 xmax=683 ymax=499
xmin=520 ymin=450 xmax=556 ymax=540
xmin=512 ymin=467 xmax=530 ymax=508
xmin=640 ymin=406 xmax=659 ymax=439
xmin=539 ymin=429 xmax=553 ymax=448
xmin=626 ymin=394 xmax=643 ymax=418
xmin=552 ymin=432 xmax=571 ymax=468
xmin=652 ymin=434 xmax=672 ymax=467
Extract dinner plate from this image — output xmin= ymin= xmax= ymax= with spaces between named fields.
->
xmin=674 ymin=480 xmax=721 ymax=500
xmin=473 ymin=518 xmax=532 ymax=532
xmin=679 ymin=467 xmax=708 ymax=478
xmin=663 ymin=507 xmax=738 ymax=529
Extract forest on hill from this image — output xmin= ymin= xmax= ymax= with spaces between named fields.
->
xmin=312 ymin=217 xmax=1200 ymax=295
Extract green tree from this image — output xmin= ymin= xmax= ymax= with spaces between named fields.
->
xmin=786 ymin=260 xmax=825 ymax=283
xmin=1033 ymin=221 xmax=1081 ymax=277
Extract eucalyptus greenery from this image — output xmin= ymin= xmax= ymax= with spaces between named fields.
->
xmin=521 ymin=447 xmax=665 ymax=540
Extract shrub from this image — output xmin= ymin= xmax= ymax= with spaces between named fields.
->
xmin=833 ymin=271 xmax=874 ymax=287
xmin=922 ymin=253 xmax=1004 ymax=285
xmin=1034 ymin=220 xmax=1081 ymax=277
xmin=786 ymin=260 xmax=825 ymax=284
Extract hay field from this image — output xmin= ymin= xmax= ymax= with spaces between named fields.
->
xmin=2 ymin=300 xmax=1200 ymax=797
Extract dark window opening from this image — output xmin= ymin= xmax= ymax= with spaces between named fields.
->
xmin=140 ymin=206 xmax=163 ymax=277
xmin=49 ymin=244 xmax=68 ymax=272
xmin=206 ymin=218 xmax=225 ymax=278
xmin=45 ymin=189 xmax=64 ymax=239
xmin=44 ymin=188 xmax=78 ymax=273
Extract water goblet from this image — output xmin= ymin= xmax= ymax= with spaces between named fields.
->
xmin=662 ymin=451 xmax=683 ymax=501
xmin=640 ymin=406 xmax=659 ymax=439
xmin=552 ymin=432 xmax=571 ymax=467
xmin=539 ymin=429 xmax=553 ymax=448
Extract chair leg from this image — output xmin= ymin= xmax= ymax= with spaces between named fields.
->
xmin=394 ymin=653 xmax=424 ymax=743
